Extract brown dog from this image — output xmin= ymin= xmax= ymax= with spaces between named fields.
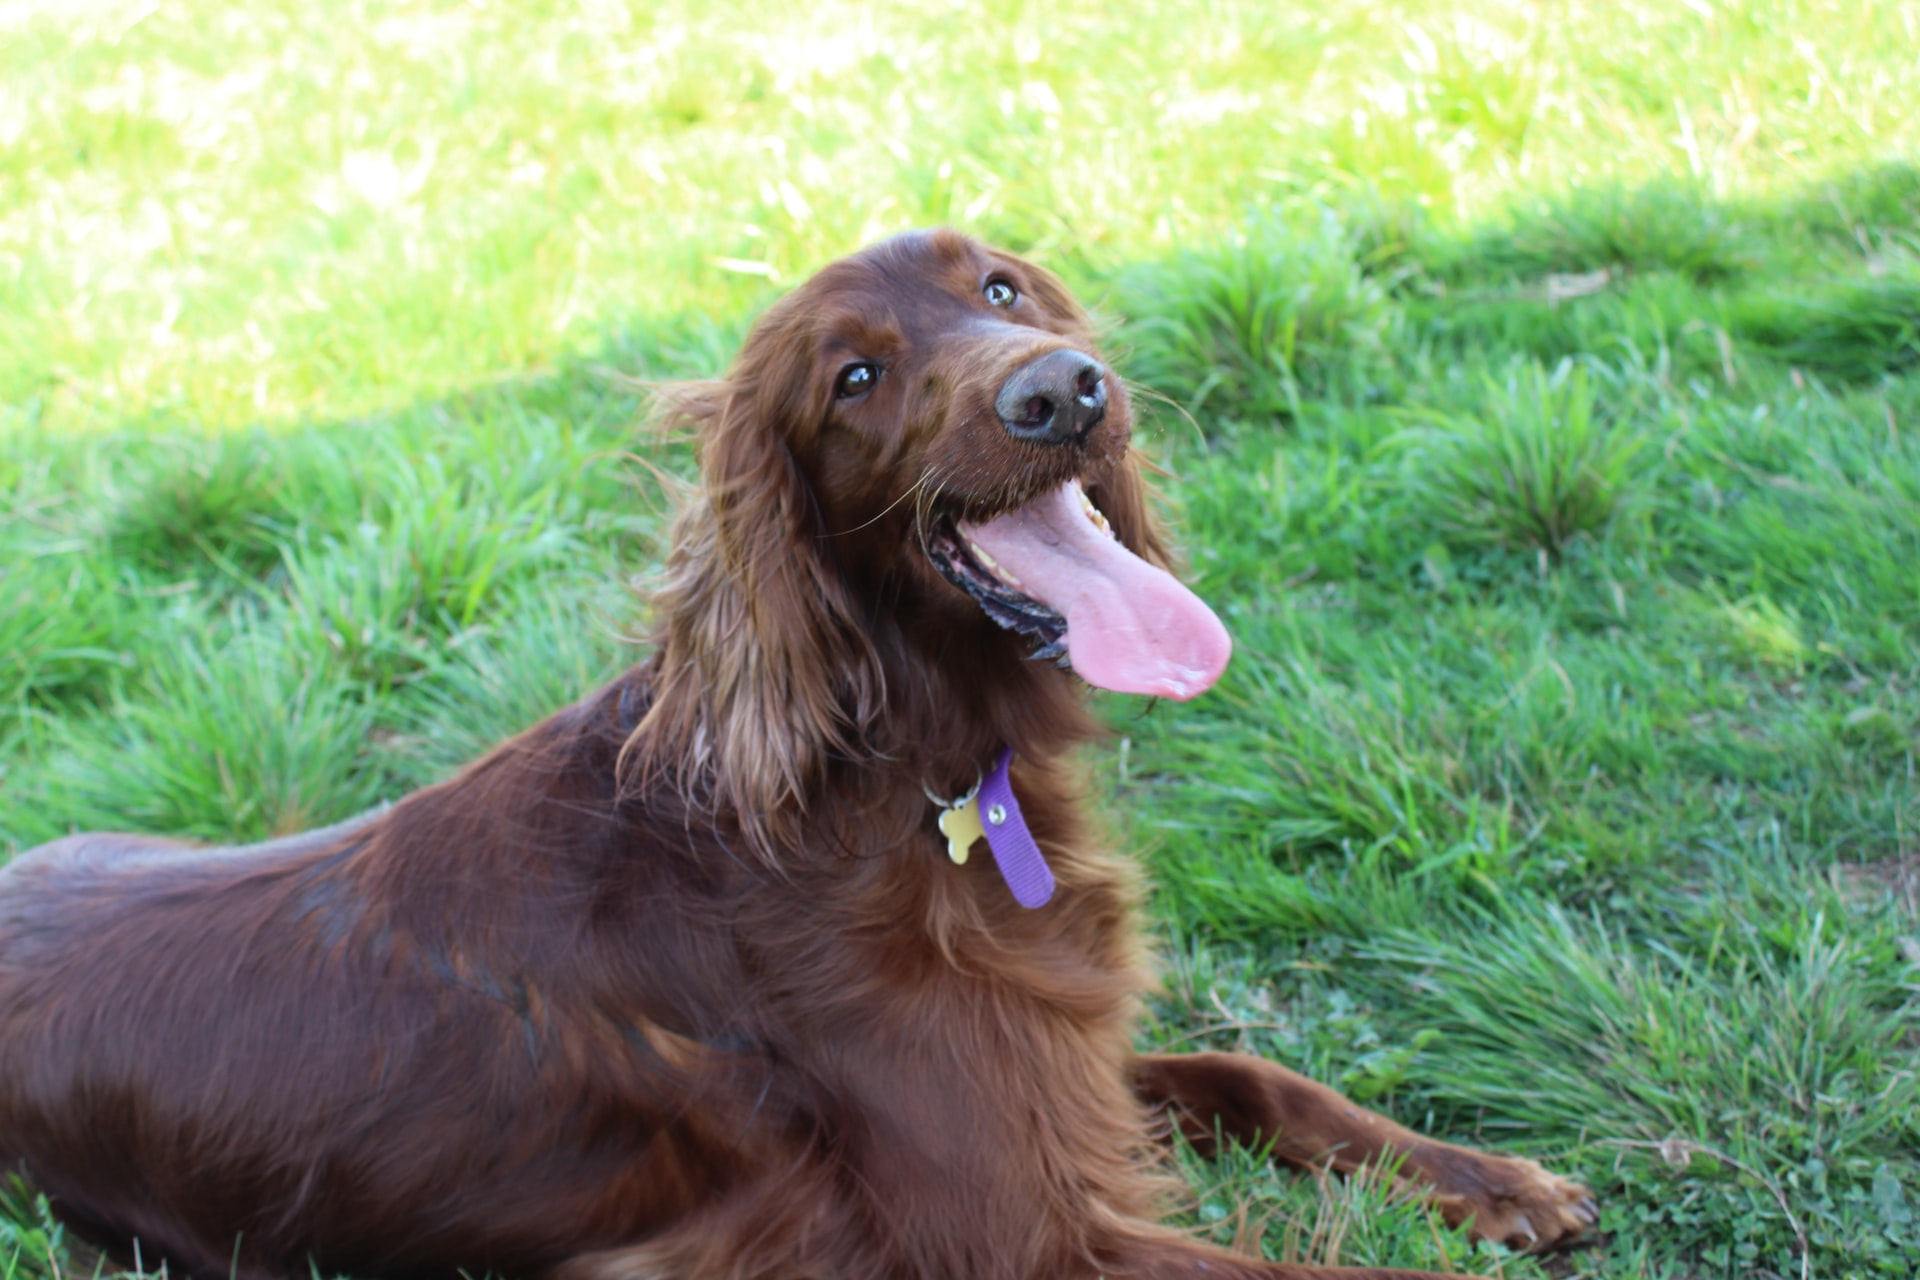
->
xmin=0 ymin=230 xmax=1594 ymax=1280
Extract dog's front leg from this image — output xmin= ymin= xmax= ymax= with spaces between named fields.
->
xmin=1131 ymin=1052 xmax=1597 ymax=1253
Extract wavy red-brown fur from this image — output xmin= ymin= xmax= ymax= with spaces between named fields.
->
xmin=0 ymin=231 xmax=1589 ymax=1280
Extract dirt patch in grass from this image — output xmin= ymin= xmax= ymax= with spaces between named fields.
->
xmin=1841 ymin=851 xmax=1920 ymax=921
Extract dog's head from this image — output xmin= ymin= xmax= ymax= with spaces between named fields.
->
xmin=630 ymin=231 xmax=1230 ymax=858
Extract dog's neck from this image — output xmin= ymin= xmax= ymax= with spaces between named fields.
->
xmin=873 ymin=606 xmax=1102 ymax=785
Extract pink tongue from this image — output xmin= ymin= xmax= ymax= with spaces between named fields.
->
xmin=959 ymin=482 xmax=1232 ymax=701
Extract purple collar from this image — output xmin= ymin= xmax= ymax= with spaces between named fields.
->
xmin=930 ymin=747 xmax=1055 ymax=909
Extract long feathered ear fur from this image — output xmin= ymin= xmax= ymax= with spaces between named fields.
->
xmin=620 ymin=371 xmax=885 ymax=867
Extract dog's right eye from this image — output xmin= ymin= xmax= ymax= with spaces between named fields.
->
xmin=835 ymin=363 xmax=878 ymax=399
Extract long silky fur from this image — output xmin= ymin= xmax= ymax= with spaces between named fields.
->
xmin=619 ymin=370 xmax=888 ymax=868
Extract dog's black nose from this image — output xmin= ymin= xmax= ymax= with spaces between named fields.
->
xmin=995 ymin=350 xmax=1108 ymax=446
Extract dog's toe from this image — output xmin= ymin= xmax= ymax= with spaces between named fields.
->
xmin=1428 ymin=1152 xmax=1597 ymax=1253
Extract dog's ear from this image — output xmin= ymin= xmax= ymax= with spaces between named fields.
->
xmin=624 ymin=373 xmax=884 ymax=865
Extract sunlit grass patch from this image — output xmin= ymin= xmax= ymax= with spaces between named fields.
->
xmin=8 ymin=0 xmax=1920 ymax=431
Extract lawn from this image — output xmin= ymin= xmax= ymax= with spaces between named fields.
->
xmin=4 ymin=0 xmax=1919 ymax=1276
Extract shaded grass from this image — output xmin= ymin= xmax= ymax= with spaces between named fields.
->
xmin=1732 ymin=276 xmax=1920 ymax=382
xmin=36 ymin=622 xmax=386 ymax=842
xmin=0 ymin=357 xmax=663 ymax=851
xmin=1106 ymin=193 xmax=1920 ymax=1274
xmin=8 ymin=180 xmax=1920 ymax=1279
xmin=1117 ymin=212 xmax=1403 ymax=424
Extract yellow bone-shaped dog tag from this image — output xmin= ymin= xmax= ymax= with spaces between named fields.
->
xmin=937 ymin=796 xmax=985 ymax=865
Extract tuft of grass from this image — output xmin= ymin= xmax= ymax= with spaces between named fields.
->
xmin=27 ymin=625 xmax=385 ymax=846
xmin=1392 ymin=359 xmax=1656 ymax=559
xmin=1433 ymin=182 xmax=1760 ymax=286
xmin=1732 ymin=275 xmax=1920 ymax=383
xmin=103 ymin=431 xmax=288 ymax=579
xmin=1359 ymin=901 xmax=1920 ymax=1275
xmin=0 ymin=551 xmax=134 ymax=729
xmin=1118 ymin=212 xmax=1401 ymax=427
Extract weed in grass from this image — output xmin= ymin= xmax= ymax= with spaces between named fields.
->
xmin=1392 ymin=359 xmax=1656 ymax=560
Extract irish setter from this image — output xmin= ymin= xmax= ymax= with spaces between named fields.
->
xmin=0 ymin=230 xmax=1595 ymax=1280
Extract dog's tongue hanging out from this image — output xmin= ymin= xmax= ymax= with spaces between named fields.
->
xmin=960 ymin=481 xmax=1232 ymax=701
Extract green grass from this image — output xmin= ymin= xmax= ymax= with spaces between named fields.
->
xmin=6 ymin=1 xmax=1920 ymax=1277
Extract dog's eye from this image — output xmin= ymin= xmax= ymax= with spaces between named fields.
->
xmin=835 ymin=362 xmax=878 ymax=399
xmin=984 ymin=279 xmax=1018 ymax=308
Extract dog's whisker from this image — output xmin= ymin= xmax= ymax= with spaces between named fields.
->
xmin=820 ymin=469 xmax=934 ymax=539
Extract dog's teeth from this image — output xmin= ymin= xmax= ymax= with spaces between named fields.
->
xmin=1072 ymin=484 xmax=1115 ymax=537
xmin=965 ymin=537 xmax=1021 ymax=587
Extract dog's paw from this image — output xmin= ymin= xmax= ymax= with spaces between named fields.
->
xmin=1424 ymin=1150 xmax=1598 ymax=1252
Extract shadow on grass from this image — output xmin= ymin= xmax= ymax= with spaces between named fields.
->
xmin=1112 ymin=160 xmax=1920 ymax=424
xmin=0 ymin=303 xmax=753 ymax=850
xmin=1 ymin=165 xmax=1917 ymax=1278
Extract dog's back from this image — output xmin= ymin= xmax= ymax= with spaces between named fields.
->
xmin=0 ymin=687 xmax=765 ymax=1280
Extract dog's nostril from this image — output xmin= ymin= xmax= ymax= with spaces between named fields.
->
xmin=997 ymin=349 xmax=1105 ymax=445
xmin=1074 ymin=365 xmax=1104 ymax=407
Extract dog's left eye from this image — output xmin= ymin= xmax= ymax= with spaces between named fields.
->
xmin=984 ymin=279 xmax=1018 ymax=308
xmin=835 ymin=362 xmax=879 ymax=399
